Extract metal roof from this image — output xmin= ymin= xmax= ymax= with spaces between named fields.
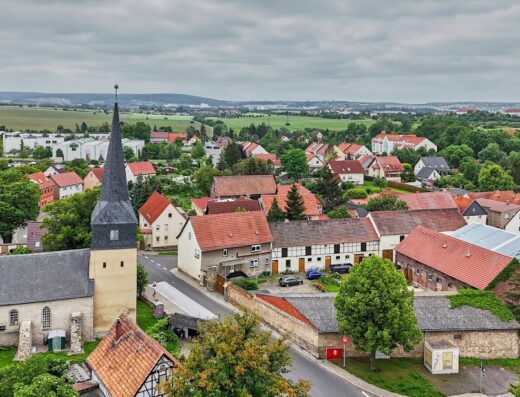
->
xmin=449 ymin=223 xmax=520 ymax=259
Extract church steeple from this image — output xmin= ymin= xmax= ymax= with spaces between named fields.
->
xmin=91 ymin=88 xmax=137 ymax=249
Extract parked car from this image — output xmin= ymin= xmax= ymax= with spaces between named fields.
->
xmin=330 ymin=263 xmax=352 ymax=274
xmin=306 ymin=268 xmax=322 ymax=280
xmin=279 ymin=276 xmax=304 ymax=287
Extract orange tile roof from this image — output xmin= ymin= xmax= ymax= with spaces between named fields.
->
xmin=453 ymin=195 xmax=474 ymax=212
xmin=211 ymin=175 xmax=277 ymax=197
xmin=373 ymin=132 xmax=426 ymax=145
xmin=89 ymin=167 xmax=105 ymax=181
xmin=188 ymin=211 xmax=272 ymax=251
xmin=338 ymin=142 xmax=364 ymax=155
xmin=396 ymin=226 xmax=512 ymax=290
xmin=139 ymin=191 xmax=172 ymax=224
xmin=398 ymin=191 xmax=458 ymax=210
xmin=468 ymin=190 xmax=520 ymax=205
xmin=86 ymin=314 xmax=180 ymax=397
xmin=262 ymin=193 xmax=322 ymax=217
xmin=167 ymin=132 xmax=187 ymax=142
xmin=253 ymin=153 xmax=281 ymax=166
xmin=28 ymin=171 xmax=54 ymax=189
xmin=375 ymin=156 xmax=405 ymax=172
xmin=191 ymin=197 xmax=215 ymax=211
xmin=50 ymin=171 xmax=83 ymax=187
xmin=328 ymin=160 xmax=364 ymax=174
xmin=256 ymin=295 xmax=315 ymax=329
xmin=127 ymin=162 xmax=156 ymax=176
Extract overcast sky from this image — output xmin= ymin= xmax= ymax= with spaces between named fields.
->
xmin=1 ymin=0 xmax=519 ymax=102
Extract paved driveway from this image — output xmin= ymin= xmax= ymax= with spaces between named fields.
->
xmin=259 ymin=274 xmax=320 ymax=294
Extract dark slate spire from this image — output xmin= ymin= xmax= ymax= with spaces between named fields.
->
xmin=91 ymin=90 xmax=137 ymax=250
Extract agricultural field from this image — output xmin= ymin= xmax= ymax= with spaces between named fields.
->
xmin=0 ymin=106 xmax=196 ymax=131
xmin=208 ymin=114 xmax=376 ymax=131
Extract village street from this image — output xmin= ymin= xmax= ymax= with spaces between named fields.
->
xmin=138 ymin=252 xmax=374 ymax=397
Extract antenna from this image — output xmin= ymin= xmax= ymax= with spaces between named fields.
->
xmin=114 ymin=83 xmax=119 ymax=102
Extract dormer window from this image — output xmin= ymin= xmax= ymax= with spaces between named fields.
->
xmin=251 ymin=245 xmax=261 ymax=252
xmin=110 ymin=229 xmax=119 ymax=241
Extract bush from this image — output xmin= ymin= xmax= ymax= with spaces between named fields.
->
xmin=341 ymin=181 xmax=355 ymax=190
xmin=345 ymin=188 xmax=368 ymax=199
xmin=365 ymin=186 xmax=381 ymax=194
xmin=232 ymin=278 xmax=259 ymax=291
xmin=373 ymin=177 xmax=388 ymax=188
xmin=146 ymin=318 xmax=180 ymax=354
xmin=387 ymin=180 xmax=425 ymax=193
xmin=326 ymin=207 xmax=351 ymax=219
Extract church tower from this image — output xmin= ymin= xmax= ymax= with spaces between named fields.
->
xmin=89 ymin=90 xmax=138 ymax=335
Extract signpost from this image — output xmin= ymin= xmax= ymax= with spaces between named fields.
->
xmin=342 ymin=336 xmax=348 ymax=367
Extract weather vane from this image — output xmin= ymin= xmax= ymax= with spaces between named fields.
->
xmin=114 ymin=83 xmax=119 ymax=102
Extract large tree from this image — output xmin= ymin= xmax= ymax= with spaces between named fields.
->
xmin=506 ymin=151 xmax=520 ymax=185
xmin=314 ymin=165 xmax=342 ymax=211
xmin=232 ymin=157 xmax=273 ymax=175
xmin=192 ymin=166 xmax=222 ymax=196
xmin=438 ymin=144 xmax=474 ymax=168
xmin=128 ymin=175 xmax=163 ymax=214
xmin=478 ymin=163 xmax=515 ymax=191
xmin=280 ymin=148 xmax=308 ymax=180
xmin=0 ymin=169 xmax=40 ymax=243
xmin=334 ymin=256 xmax=421 ymax=371
xmin=219 ymin=142 xmax=243 ymax=170
xmin=364 ymin=194 xmax=408 ymax=212
xmin=165 ymin=312 xmax=310 ymax=397
xmin=41 ymin=188 xmax=100 ymax=251
xmin=267 ymin=197 xmax=285 ymax=221
xmin=285 ymin=183 xmax=306 ymax=220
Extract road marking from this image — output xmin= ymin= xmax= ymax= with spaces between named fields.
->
xmin=144 ymin=256 xmax=149 ymax=259
xmin=156 ymin=263 xmax=161 ymax=267
xmin=162 ymin=267 xmax=168 ymax=271
xmin=362 ymin=392 xmax=370 ymax=397
xmin=150 ymin=259 xmax=155 ymax=263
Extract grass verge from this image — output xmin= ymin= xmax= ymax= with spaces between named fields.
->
xmin=335 ymin=358 xmax=444 ymax=397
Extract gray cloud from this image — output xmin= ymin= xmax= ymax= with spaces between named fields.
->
xmin=0 ymin=0 xmax=519 ymax=102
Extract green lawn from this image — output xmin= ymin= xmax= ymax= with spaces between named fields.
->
xmin=460 ymin=357 xmax=520 ymax=374
xmin=0 ymin=347 xmax=16 ymax=368
xmin=137 ymin=298 xmax=158 ymax=331
xmin=337 ymin=358 xmax=444 ymax=397
xmin=0 ymin=106 xmax=199 ymax=131
xmin=208 ymin=114 xmax=376 ymax=132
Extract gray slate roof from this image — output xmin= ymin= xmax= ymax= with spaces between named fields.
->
xmin=414 ymin=295 xmax=520 ymax=331
xmin=283 ymin=294 xmax=339 ymax=333
xmin=265 ymin=294 xmax=519 ymax=333
xmin=269 ymin=218 xmax=379 ymax=248
xmin=415 ymin=167 xmax=438 ymax=180
xmin=0 ymin=249 xmax=94 ymax=306
xmin=418 ymin=157 xmax=450 ymax=173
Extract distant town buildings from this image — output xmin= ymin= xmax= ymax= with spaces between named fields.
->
xmin=2 ymin=132 xmax=64 ymax=156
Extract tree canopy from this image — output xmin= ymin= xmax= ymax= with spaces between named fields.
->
xmin=280 ymin=148 xmax=308 ymax=180
xmin=166 ymin=312 xmax=310 ymax=397
xmin=285 ymin=184 xmax=306 ymax=220
xmin=0 ymin=169 xmax=40 ymax=243
xmin=364 ymin=194 xmax=408 ymax=212
xmin=478 ymin=163 xmax=515 ymax=191
xmin=334 ymin=255 xmax=421 ymax=370
xmin=313 ymin=166 xmax=343 ymax=211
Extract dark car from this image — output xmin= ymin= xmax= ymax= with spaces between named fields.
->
xmin=279 ymin=276 xmax=304 ymax=287
xmin=330 ymin=263 xmax=352 ymax=274
xmin=306 ymin=269 xmax=322 ymax=280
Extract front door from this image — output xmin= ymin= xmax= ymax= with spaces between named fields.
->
xmin=325 ymin=256 xmax=331 ymax=270
xmin=299 ymin=258 xmax=305 ymax=272
xmin=272 ymin=260 xmax=278 ymax=274
xmin=382 ymin=249 xmax=393 ymax=261
xmin=354 ymin=254 xmax=364 ymax=264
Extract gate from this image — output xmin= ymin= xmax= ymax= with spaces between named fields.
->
xmin=216 ymin=274 xmax=226 ymax=295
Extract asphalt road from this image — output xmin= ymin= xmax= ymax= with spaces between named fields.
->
xmin=138 ymin=253 xmax=371 ymax=397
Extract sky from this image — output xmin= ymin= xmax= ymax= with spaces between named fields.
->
xmin=1 ymin=0 xmax=519 ymax=102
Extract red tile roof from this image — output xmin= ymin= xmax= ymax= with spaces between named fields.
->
xmin=373 ymin=132 xmax=426 ymax=145
xmin=167 ymin=132 xmax=187 ymax=143
xmin=328 ymin=160 xmax=364 ymax=174
xmin=396 ymin=226 xmax=512 ymax=290
xmin=262 ymin=183 xmax=321 ymax=217
xmin=337 ymin=142 xmax=364 ymax=155
xmin=468 ymin=190 xmax=520 ymax=205
xmin=453 ymin=195 xmax=474 ymax=212
xmin=150 ymin=131 xmax=169 ymax=139
xmin=253 ymin=153 xmax=281 ymax=166
xmin=50 ymin=171 xmax=83 ymax=187
xmin=89 ymin=167 xmax=105 ymax=181
xmin=127 ymin=162 xmax=156 ymax=176
xmin=475 ymin=198 xmax=520 ymax=213
xmin=139 ymin=191 xmax=172 ymax=224
xmin=188 ymin=211 xmax=272 ymax=251
xmin=375 ymin=156 xmax=405 ymax=172
xmin=206 ymin=198 xmax=262 ymax=214
xmin=28 ymin=171 xmax=54 ymax=189
xmin=256 ymin=295 xmax=315 ymax=328
xmin=191 ymin=197 xmax=214 ymax=212
xmin=398 ymin=191 xmax=458 ymax=210
xmin=211 ymin=175 xmax=277 ymax=197
xmin=87 ymin=314 xmax=180 ymax=397
xmin=369 ymin=208 xmax=467 ymax=236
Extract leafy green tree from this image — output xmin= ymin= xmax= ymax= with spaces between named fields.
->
xmin=393 ymin=148 xmax=421 ymax=168
xmin=280 ymin=149 xmax=308 ymax=180
xmin=478 ymin=163 xmax=515 ymax=191
xmin=232 ymin=157 xmax=272 ymax=176
xmin=122 ymin=122 xmax=151 ymax=142
xmin=435 ymin=173 xmax=473 ymax=190
xmin=137 ymin=263 xmax=148 ymax=297
xmin=438 ymin=144 xmax=474 ymax=168
xmin=506 ymin=151 xmax=520 ymax=185
xmin=364 ymin=194 xmax=408 ymax=212
xmin=33 ymin=146 xmax=53 ymax=159
xmin=41 ymin=188 xmax=100 ymax=251
xmin=285 ymin=183 xmax=305 ymax=220
xmin=191 ymin=141 xmax=206 ymax=159
xmin=459 ymin=157 xmax=481 ymax=184
xmin=267 ymin=197 xmax=285 ymax=221
xmin=0 ymin=169 xmax=40 ymax=243
xmin=193 ymin=166 xmax=222 ymax=196
xmin=146 ymin=318 xmax=179 ymax=354
xmin=165 ymin=312 xmax=310 ymax=397
xmin=124 ymin=146 xmax=136 ymax=162
xmin=326 ymin=206 xmax=351 ymax=219
xmin=128 ymin=175 xmax=163 ymax=214
xmin=0 ymin=355 xmax=72 ymax=397
xmin=64 ymin=158 xmax=90 ymax=178
xmin=478 ymin=142 xmax=506 ymax=163
xmin=314 ymin=166 xmax=343 ymax=211
xmin=13 ymin=373 xmax=78 ymax=397
xmin=219 ymin=142 xmax=243 ymax=170
xmin=335 ymin=256 xmax=421 ymax=371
